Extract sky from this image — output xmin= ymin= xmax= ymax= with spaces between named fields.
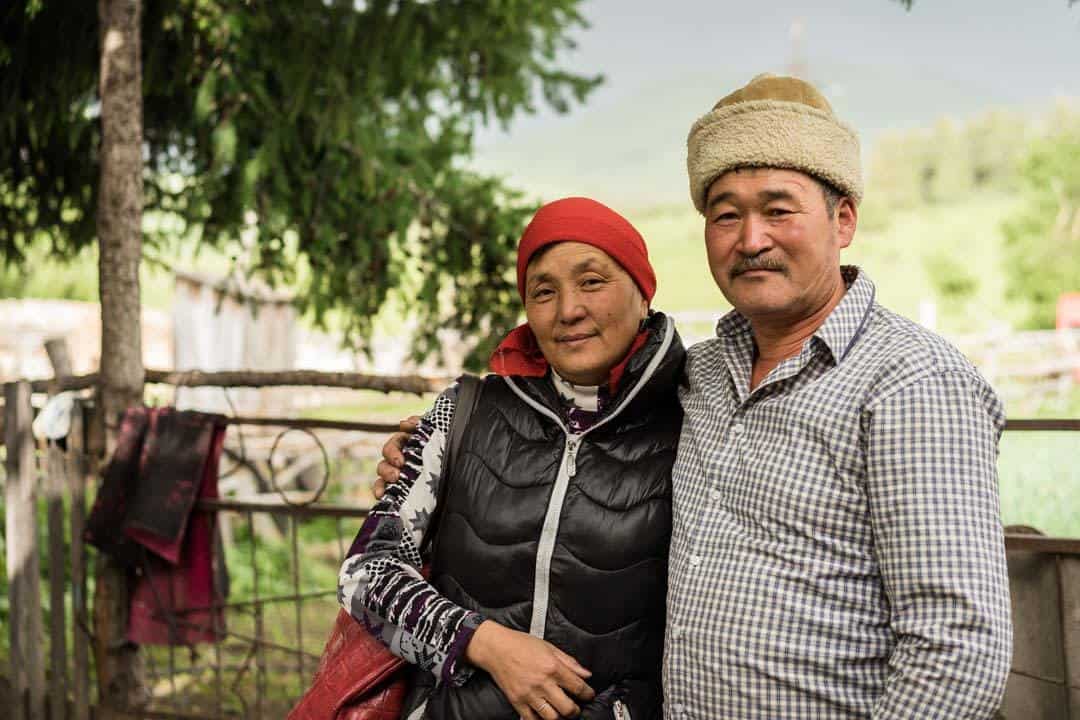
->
xmin=470 ymin=0 xmax=1080 ymax=208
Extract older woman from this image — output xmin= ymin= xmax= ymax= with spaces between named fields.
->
xmin=339 ymin=197 xmax=683 ymax=720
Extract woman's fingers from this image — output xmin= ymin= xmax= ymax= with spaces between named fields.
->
xmin=551 ymin=646 xmax=591 ymax=679
xmin=373 ymin=429 xmax=414 ymax=498
xmin=465 ymin=621 xmax=594 ymax=717
xmin=513 ymin=704 xmax=536 ymax=720
xmin=539 ymin=684 xmax=581 ymax=718
xmin=381 ymin=431 xmax=410 ymax=469
xmin=531 ymin=695 xmax=565 ymax=720
xmin=553 ymin=658 xmax=595 ymax=703
xmin=372 ymin=475 xmax=387 ymax=500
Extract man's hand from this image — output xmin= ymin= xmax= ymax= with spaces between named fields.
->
xmin=465 ymin=620 xmax=595 ymax=719
xmin=372 ymin=416 xmax=420 ymax=499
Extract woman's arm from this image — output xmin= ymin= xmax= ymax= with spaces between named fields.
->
xmin=338 ymin=384 xmax=485 ymax=686
xmin=341 ymin=382 xmax=598 ymax=717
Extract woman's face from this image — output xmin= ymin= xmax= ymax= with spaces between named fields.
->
xmin=523 ymin=242 xmax=648 ymax=386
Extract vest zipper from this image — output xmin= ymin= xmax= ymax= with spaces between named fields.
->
xmin=565 ymin=437 xmax=579 ymax=478
xmin=503 ymin=315 xmax=676 ymax=640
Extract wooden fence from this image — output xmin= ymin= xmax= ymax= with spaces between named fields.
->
xmin=1 ymin=376 xmax=1079 ymax=718
xmin=1 ymin=367 xmax=440 ymax=719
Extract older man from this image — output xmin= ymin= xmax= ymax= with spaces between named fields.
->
xmin=376 ymin=74 xmax=1013 ymax=719
xmin=667 ymin=73 xmax=1011 ymax=719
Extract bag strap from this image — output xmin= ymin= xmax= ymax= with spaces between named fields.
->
xmin=419 ymin=374 xmax=481 ymax=556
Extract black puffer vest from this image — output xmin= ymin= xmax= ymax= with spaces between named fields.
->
xmin=405 ymin=313 xmax=685 ymax=720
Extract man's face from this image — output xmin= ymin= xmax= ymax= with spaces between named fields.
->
xmin=524 ymin=241 xmax=648 ymax=386
xmin=703 ymin=167 xmax=857 ymax=323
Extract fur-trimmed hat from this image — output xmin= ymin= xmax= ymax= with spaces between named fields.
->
xmin=686 ymin=73 xmax=863 ymax=213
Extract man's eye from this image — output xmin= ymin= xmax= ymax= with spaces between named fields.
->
xmin=766 ymin=208 xmax=793 ymax=217
xmin=713 ymin=212 xmax=738 ymax=224
xmin=582 ymin=277 xmax=605 ymax=288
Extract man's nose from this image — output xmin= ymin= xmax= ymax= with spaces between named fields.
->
xmin=737 ymin=214 xmax=772 ymax=255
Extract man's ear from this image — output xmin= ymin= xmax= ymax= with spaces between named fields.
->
xmin=835 ymin=197 xmax=858 ymax=250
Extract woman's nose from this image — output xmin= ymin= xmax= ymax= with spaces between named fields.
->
xmin=556 ymin=290 xmax=588 ymax=323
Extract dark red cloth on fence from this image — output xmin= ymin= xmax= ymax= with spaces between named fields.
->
xmin=86 ymin=406 xmax=229 ymax=645
xmin=85 ymin=406 xmax=152 ymax=568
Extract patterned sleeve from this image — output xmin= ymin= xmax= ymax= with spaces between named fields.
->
xmin=338 ymin=382 xmax=486 ymax=686
xmin=864 ymin=369 xmax=1012 ymax=719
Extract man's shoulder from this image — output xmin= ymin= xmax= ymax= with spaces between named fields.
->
xmin=684 ymin=335 xmax=732 ymax=376
xmin=857 ymin=304 xmax=994 ymax=399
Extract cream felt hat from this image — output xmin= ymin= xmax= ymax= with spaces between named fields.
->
xmin=686 ymin=73 xmax=863 ymax=213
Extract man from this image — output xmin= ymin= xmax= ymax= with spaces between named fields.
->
xmin=376 ymin=74 xmax=1013 ymax=718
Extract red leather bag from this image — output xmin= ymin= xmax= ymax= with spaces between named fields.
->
xmin=287 ymin=608 xmax=407 ymax=720
xmin=288 ymin=376 xmax=482 ymax=719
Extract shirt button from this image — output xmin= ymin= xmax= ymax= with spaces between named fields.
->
xmin=709 ymin=488 xmax=721 ymax=501
xmin=671 ymin=703 xmax=685 ymax=715
xmin=731 ymin=422 xmax=745 ymax=436
xmin=673 ymin=624 xmax=686 ymax=640
xmin=688 ymin=554 xmax=702 ymax=567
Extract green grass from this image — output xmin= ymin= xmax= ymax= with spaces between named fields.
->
xmin=999 ymin=431 xmax=1080 ymax=537
xmin=299 ymin=390 xmax=435 ymax=424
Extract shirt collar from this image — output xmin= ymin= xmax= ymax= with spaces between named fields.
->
xmin=811 ymin=266 xmax=876 ymax=364
xmin=550 ymin=370 xmax=601 ymax=412
xmin=714 ymin=265 xmax=876 ymax=366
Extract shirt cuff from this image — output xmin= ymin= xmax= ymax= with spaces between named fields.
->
xmin=442 ymin=611 xmax=486 ymax=686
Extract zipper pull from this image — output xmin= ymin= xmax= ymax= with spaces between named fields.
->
xmin=566 ymin=438 xmax=579 ymax=478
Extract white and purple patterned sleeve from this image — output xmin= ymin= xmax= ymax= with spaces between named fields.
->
xmin=338 ymin=383 xmax=485 ymax=686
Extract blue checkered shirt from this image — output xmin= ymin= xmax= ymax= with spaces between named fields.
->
xmin=663 ymin=267 xmax=1012 ymax=719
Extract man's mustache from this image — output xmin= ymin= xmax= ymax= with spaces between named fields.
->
xmin=730 ymin=255 xmax=788 ymax=279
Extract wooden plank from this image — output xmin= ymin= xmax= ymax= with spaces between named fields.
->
xmin=46 ymin=439 xmax=69 ymax=720
xmin=1060 ymin=557 xmax=1080 ymax=720
xmin=196 ymin=497 xmax=369 ymax=518
xmin=223 ymin=415 xmax=399 ymax=433
xmin=1000 ymin=672 xmax=1067 ymax=720
xmin=45 ymin=335 xmax=74 ymax=720
xmin=1004 ymin=419 xmax=1080 ymax=432
xmin=1006 ymin=546 xmax=1065 ymax=686
xmin=27 ymin=368 xmax=450 ymax=395
xmin=1005 ymin=534 xmax=1080 ymax=557
xmin=69 ymin=400 xmax=90 ymax=720
xmin=5 ymin=380 xmax=46 ymax=720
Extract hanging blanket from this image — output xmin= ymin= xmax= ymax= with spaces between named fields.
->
xmin=86 ymin=406 xmax=229 ymax=645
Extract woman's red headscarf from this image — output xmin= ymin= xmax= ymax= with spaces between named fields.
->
xmin=488 ymin=197 xmax=657 ymax=392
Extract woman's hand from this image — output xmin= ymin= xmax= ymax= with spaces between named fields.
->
xmin=373 ymin=416 xmax=420 ymax=499
xmin=465 ymin=620 xmax=596 ymax=719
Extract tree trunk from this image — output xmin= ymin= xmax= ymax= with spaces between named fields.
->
xmin=94 ymin=0 xmax=147 ymax=714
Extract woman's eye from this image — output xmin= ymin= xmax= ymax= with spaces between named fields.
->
xmin=582 ymin=277 xmax=605 ymax=288
xmin=532 ymin=288 xmax=554 ymax=300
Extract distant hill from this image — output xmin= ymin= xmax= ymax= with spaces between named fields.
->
xmin=469 ymin=60 xmax=1064 ymax=210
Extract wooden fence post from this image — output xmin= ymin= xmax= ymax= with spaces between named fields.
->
xmin=69 ymin=399 xmax=91 ymax=720
xmin=44 ymin=338 xmax=73 ymax=720
xmin=5 ymin=380 xmax=46 ymax=720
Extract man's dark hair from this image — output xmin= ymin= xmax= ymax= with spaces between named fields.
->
xmin=817 ymin=178 xmax=845 ymax=217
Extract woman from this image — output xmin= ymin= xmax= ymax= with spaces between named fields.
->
xmin=339 ymin=197 xmax=684 ymax=720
